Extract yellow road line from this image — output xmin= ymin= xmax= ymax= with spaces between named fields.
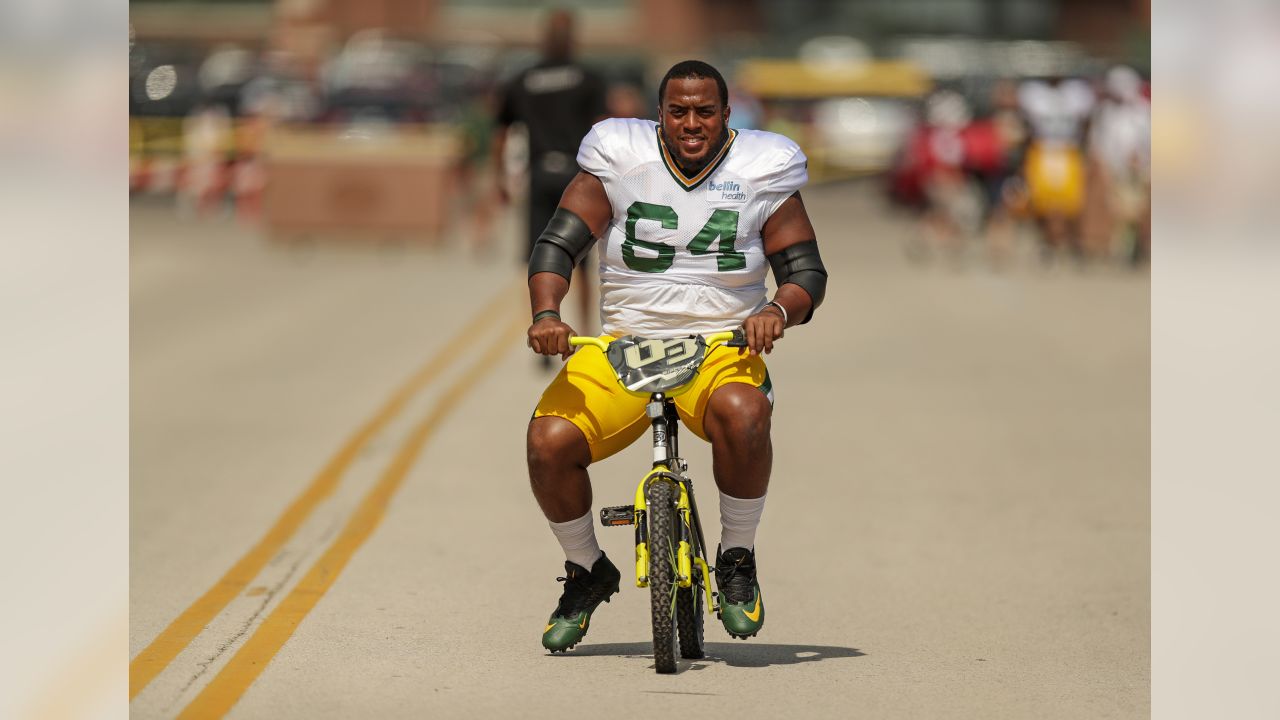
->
xmin=130 ymin=279 xmax=522 ymax=699
xmin=178 ymin=311 xmax=526 ymax=719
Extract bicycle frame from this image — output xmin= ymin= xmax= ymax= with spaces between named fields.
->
xmin=632 ymin=397 xmax=716 ymax=610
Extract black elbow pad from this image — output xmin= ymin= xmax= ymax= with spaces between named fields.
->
xmin=527 ymin=208 xmax=595 ymax=281
xmin=767 ymin=240 xmax=828 ymax=323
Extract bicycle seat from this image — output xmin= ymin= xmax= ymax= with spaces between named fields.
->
xmin=604 ymin=335 xmax=710 ymax=395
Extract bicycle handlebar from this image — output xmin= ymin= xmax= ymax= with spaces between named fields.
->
xmin=568 ymin=336 xmax=609 ymax=351
xmin=569 ymin=330 xmax=741 ymax=353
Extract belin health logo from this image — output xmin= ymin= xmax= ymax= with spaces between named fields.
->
xmin=708 ymin=179 xmax=746 ymax=201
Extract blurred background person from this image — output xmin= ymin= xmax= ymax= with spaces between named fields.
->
xmin=904 ymin=89 xmax=985 ymax=263
xmin=453 ymin=70 xmax=501 ymax=257
xmin=1018 ymin=75 xmax=1095 ymax=264
xmin=180 ymin=44 xmax=252 ymax=218
xmin=1086 ymin=65 xmax=1151 ymax=266
xmin=492 ymin=7 xmax=608 ymax=364
xmin=969 ymin=78 xmax=1031 ymax=268
xmin=179 ymin=101 xmax=231 ymax=218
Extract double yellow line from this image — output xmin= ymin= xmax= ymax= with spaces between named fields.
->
xmin=131 ymin=281 xmax=526 ymax=715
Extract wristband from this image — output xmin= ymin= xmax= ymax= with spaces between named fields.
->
xmin=532 ymin=309 xmax=561 ymax=324
xmin=764 ymin=301 xmax=789 ymax=325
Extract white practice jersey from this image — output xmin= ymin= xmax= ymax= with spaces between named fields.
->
xmin=576 ymin=118 xmax=808 ymax=337
xmin=1018 ymin=79 xmax=1095 ymax=147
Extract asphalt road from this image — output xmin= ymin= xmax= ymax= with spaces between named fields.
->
xmin=130 ymin=182 xmax=1149 ymax=718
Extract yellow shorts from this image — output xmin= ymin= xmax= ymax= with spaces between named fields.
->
xmin=533 ymin=336 xmax=773 ymax=462
xmin=1025 ymin=143 xmax=1085 ymax=217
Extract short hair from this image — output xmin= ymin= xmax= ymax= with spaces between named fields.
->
xmin=658 ymin=60 xmax=728 ymax=107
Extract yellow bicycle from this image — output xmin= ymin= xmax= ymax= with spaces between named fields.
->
xmin=569 ymin=329 xmax=745 ymax=674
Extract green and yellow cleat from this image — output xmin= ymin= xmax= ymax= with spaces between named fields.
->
xmin=542 ymin=610 xmax=594 ymax=653
xmin=541 ymin=553 xmax=621 ymax=653
xmin=715 ymin=546 xmax=765 ymax=639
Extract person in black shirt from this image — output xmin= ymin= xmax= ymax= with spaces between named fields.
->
xmin=493 ymin=8 xmax=607 ymax=344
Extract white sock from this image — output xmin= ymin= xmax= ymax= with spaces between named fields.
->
xmin=719 ymin=491 xmax=767 ymax=551
xmin=549 ymin=512 xmax=603 ymax=569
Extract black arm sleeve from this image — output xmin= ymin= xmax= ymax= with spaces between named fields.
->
xmin=766 ymin=240 xmax=828 ymax=324
xmin=527 ymin=207 xmax=596 ymax=282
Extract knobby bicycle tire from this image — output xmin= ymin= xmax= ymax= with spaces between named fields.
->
xmin=647 ymin=480 xmax=678 ymax=674
xmin=676 ymin=574 xmax=704 ymax=659
xmin=678 ymin=487 xmax=707 ymax=659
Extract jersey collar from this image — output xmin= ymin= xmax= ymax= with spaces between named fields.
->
xmin=656 ymin=126 xmax=737 ymax=191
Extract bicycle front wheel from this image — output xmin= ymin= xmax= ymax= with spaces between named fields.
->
xmin=646 ymin=480 xmax=678 ymax=674
xmin=676 ymin=572 xmax=704 ymax=659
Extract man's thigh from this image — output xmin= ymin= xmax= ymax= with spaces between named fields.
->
xmin=674 ymin=345 xmax=773 ymax=442
xmin=533 ymin=339 xmax=649 ymax=462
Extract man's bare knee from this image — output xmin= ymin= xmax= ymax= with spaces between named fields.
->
xmin=704 ymin=384 xmax=772 ymax=447
xmin=527 ymin=416 xmax=592 ymax=474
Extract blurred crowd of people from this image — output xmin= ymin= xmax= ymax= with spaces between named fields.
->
xmin=890 ymin=66 xmax=1150 ymax=269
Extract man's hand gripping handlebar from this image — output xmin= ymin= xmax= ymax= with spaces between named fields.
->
xmin=527 ymin=313 xmax=576 ymax=360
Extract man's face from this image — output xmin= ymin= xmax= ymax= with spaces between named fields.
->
xmin=659 ymin=77 xmax=730 ymax=168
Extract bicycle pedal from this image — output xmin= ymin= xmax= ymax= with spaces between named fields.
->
xmin=599 ymin=505 xmax=635 ymax=527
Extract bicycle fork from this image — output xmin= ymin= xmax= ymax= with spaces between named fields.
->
xmin=599 ymin=393 xmax=719 ymax=615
